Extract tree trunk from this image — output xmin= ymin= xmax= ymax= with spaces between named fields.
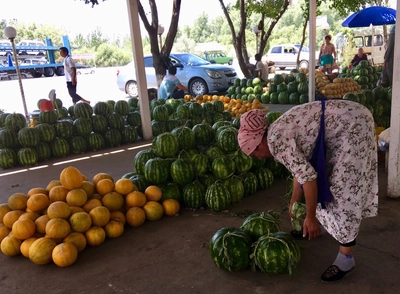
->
xmin=296 ymin=18 xmax=309 ymax=67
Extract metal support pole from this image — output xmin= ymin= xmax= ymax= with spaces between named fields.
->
xmin=10 ymin=38 xmax=29 ymax=122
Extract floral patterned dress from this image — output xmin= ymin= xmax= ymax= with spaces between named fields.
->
xmin=267 ymin=100 xmax=378 ymax=244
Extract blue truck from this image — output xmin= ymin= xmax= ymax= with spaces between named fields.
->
xmin=0 ymin=35 xmax=71 ymax=79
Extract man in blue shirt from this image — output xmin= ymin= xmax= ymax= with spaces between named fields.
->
xmin=158 ymin=65 xmax=188 ymax=99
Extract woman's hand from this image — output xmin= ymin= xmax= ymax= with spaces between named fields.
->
xmin=303 ymin=215 xmax=321 ymax=240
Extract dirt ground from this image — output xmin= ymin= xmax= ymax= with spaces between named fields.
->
xmin=1 ymin=141 xmax=400 ymax=294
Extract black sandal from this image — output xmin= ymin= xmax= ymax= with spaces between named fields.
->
xmin=320 ymin=265 xmax=355 ymax=283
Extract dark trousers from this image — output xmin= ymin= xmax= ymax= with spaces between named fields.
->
xmin=172 ymin=89 xmax=185 ymax=99
xmin=67 ymin=82 xmax=83 ymax=103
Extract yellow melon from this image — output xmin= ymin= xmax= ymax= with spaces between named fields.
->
xmin=144 ymin=185 xmax=163 ymax=202
xmin=85 ymin=226 xmax=106 ymax=246
xmin=162 ymin=199 xmax=181 ymax=217
xmin=34 ymin=215 xmax=50 ymax=235
xmin=19 ymin=212 xmax=41 ymax=222
xmin=29 ymin=237 xmax=57 ymax=265
xmin=52 ymin=242 xmax=78 ymax=267
xmin=49 ymin=186 xmax=69 ymax=203
xmin=96 ymin=179 xmax=115 ymax=196
xmin=0 ymin=203 xmax=11 ymax=223
xmin=125 ymin=191 xmax=147 ymax=208
xmin=12 ymin=218 xmax=36 ymax=240
xmin=3 ymin=210 xmax=24 ymax=229
xmin=89 ymin=206 xmax=110 ymax=227
xmin=0 ymin=223 xmax=11 ymax=243
xmin=125 ymin=207 xmax=146 ymax=227
xmin=46 ymin=179 xmax=62 ymax=191
xmin=45 ymin=218 xmax=71 ymax=239
xmin=27 ymin=188 xmax=48 ymax=198
xmin=114 ymin=178 xmax=135 ymax=195
xmin=20 ymin=237 xmax=38 ymax=258
xmin=93 ymin=172 xmax=114 ymax=188
xmin=82 ymin=198 xmax=102 ymax=213
xmin=69 ymin=212 xmax=92 ymax=233
xmin=69 ymin=206 xmax=86 ymax=214
xmin=63 ymin=232 xmax=87 ymax=253
xmin=80 ymin=181 xmax=95 ymax=198
xmin=27 ymin=193 xmax=50 ymax=213
xmin=7 ymin=193 xmax=28 ymax=211
xmin=1 ymin=235 xmax=22 ymax=256
xmin=47 ymin=201 xmax=71 ymax=219
xmin=66 ymin=189 xmax=87 ymax=207
xmin=143 ymin=201 xmax=164 ymax=221
xmin=110 ymin=211 xmax=126 ymax=226
xmin=102 ymin=191 xmax=124 ymax=212
xmin=104 ymin=220 xmax=124 ymax=238
xmin=60 ymin=166 xmax=84 ymax=190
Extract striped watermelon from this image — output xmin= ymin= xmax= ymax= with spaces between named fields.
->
xmin=121 ymin=125 xmax=138 ymax=144
xmin=105 ymin=129 xmax=122 ymax=147
xmin=106 ymin=100 xmax=116 ymax=113
xmin=192 ymin=123 xmax=214 ymax=147
xmin=114 ymin=100 xmax=130 ymax=116
xmin=205 ymin=146 xmax=224 ymax=164
xmin=240 ymin=211 xmax=281 ymax=242
xmin=151 ymin=120 xmax=167 ymax=136
xmin=128 ymin=97 xmax=139 ymax=108
xmin=191 ymin=153 xmax=209 ymax=176
xmin=171 ymin=126 xmax=195 ymax=150
xmin=215 ymin=125 xmax=235 ymax=141
xmin=160 ymin=182 xmax=182 ymax=202
xmin=129 ymin=173 xmax=150 ymax=193
xmin=189 ymin=102 xmax=203 ymax=116
xmin=73 ymin=118 xmax=93 ymax=137
xmin=0 ymin=148 xmax=17 ymax=169
xmin=17 ymin=127 xmax=40 ymax=148
xmin=222 ymin=111 xmax=232 ymax=121
xmin=35 ymin=123 xmax=56 ymax=142
xmin=127 ymin=111 xmax=141 ymax=127
xmin=205 ymin=183 xmax=231 ymax=212
xmin=223 ymin=177 xmax=245 ymax=203
xmin=74 ymin=102 xmax=93 ymax=118
xmin=202 ymin=102 xmax=214 ymax=114
xmin=51 ymin=138 xmax=70 ymax=158
xmin=234 ymin=150 xmax=253 ymax=174
xmin=0 ymin=113 xmax=10 ymax=128
xmin=93 ymin=101 xmax=111 ymax=117
xmin=254 ymin=167 xmax=274 ymax=190
xmin=0 ymin=128 xmax=19 ymax=149
xmin=211 ymin=157 xmax=236 ymax=180
xmin=212 ymin=100 xmax=224 ymax=113
xmin=56 ymin=107 xmax=69 ymax=119
xmin=212 ymin=121 xmax=232 ymax=131
xmin=92 ymin=115 xmax=108 ymax=134
xmin=68 ymin=105 xmax=75 ymax=118
xmin=107 ymin=113 xmax=124 ymax=131
xmin=199 ymin=174 xmax=218 ymax=188
xmin=69 ymin=136 xmax=88 ymax=154
xmin=182 ymin=180 xmax=206 ymax=209
xmin=170 ymin=158 xmax=195 ymax=186
xmin=87 ymin=133 xmax=105 ymax=151
xmin=152 ymin=105 xmax=169 ymax=122
xmin=144 ymin=158 xmax=169 ymax=184
xmin=252 ymin=231 xmax=301 ymax=275
xmin=5 ymin=113 xmax=27 ymax=132
xmin=35 ymin=141 xmax=51 ymax=161
xmin=176 ymin=105 xmax=190 ymax=120
xmin=39 ymin=111 xmax=58 ymax=125
xmin=251 ymin=157 xmax=266 ymax=170
xmin=133 ymin=149 xmax=157 ymax=175
xmin=152 ymin=132 xmax=179 ymax=158
xmin=55 ymin=120 xmax=74 ymax=139
xmin=209 ymin=227 xmax=252 ymax=272
xmin=265 ymin=158 xmax=284 ymax=178
xmin=17 ymin=147 xmax=38 ymax=166
xmin=166 ymin=119 xmax=181 ymax=132
xmin=240 ymin=172 xmax=258 ymax=196
xmin=217 ymin=127 xmax=239 ymax=153
xmin=212 ymin=112 xmax=224 ymax=124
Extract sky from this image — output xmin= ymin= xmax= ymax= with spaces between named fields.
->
xmin=1 ymin=0 xmax=235 ymax=40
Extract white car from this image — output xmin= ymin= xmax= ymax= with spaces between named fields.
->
xmin=75 ymin=64 xmax=96 ymax=75
xmin=16 ymin=40 xmax=46 ymax=56
xmin=266 ymin=44 xmax=320 ymax=70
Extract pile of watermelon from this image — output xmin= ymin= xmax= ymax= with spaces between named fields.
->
xmin=209 ymin=211 xmax=301 ymax=275
xmin=262 ymin=70 xmax=310 ymax=105
xmin=120 ymin=98 xmax=289 ymax=213
xmin=0 ymin=98 xmax=143 ymax=169
xmin=226 ymin=77 xmax=265 ymax=103
xmin=339 ymin=60 xmax=381 ymax=90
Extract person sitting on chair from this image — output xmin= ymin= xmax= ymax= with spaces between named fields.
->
xmin=158 ymin=65 xmax=188 ymax=100
xmin=348 ymin=48 xmax=368 ymax=69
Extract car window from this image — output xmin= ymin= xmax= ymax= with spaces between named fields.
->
xmin=365 ymin=36 xmax=372 ymax=47
xmin=374 ymin=35 xmax=383 ymax=46
xmin=143 ymin=57 xmax=153 ymax=68
xmin=271 ymin=46 xmax=282 ymax=54
xmin=19 ymin=42 xmax=27 ymax=46
xmin=172 ymin=53 xmax=209 ymax=66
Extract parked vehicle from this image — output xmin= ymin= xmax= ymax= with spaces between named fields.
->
xmin=16 ymin=40 xmax=46 ymax=55
xmin=0 ymin=39 xmax=12 ymax=56
xmin=116 ymin=53 xmax=237 ymax=97
xmin=266 ymin=44 xmax=320 ymax=70
xmin=76 ymin=63 xmax=96 ymax=75
xmin=200 ymin=51 xmax=233 ymax=65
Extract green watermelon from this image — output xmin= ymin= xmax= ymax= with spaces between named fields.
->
xmin=74 ymin=102 xmax=93 ymax=119
xmin=171 ymin=126 xmax=195 ymax=150
xmin=211 ymin=157 xmax=236 ymax=180
xmin=152 ymin=132 xmax=179 ymax=158
xmin=240 ymin=211 xmax=281 ymax=241
xmin=192 ymin=123 xmax=214 ymax=147
xmin=273 ymin=74 xmax=284 ymax=85
xmin=266 ymin=111 xmax=282 ymax=125
xmin=0 ymin=148 xmax=17 ymax=169
xmin=160 ymin=182 xmax=182 ymax=202
xmin=114 ymin=100 xmax=130 ymax=116
xmin=217 ymin=127 xmax=239 ymax=153
xmin=107 ymin=113 xmax=125 ymax=131
xmin=133 ymin=149 xmax=157 ymax=175
xmin=209 ymin=227 xmax=252 ymax=272
xmin=35 ymin=141 xmax=51 ymax=162
xmin=182 ymin=180 xmax=206 ymax=209
xmin=0 ymin=128 xmax=19 ymax=149
xmin=17 ymin=127 xmax=39 ymax=148
xmin=92 ymin=115 xmax=108 ymax=134
xmin=51 ymin=138 xmax=70 ymax=158
xmin=56 ymin=120 xmax=74 ymax=139
xmin=5 ymin=113 xmax=27 ymax=132
xmin=151 ymin=120 xmax=167 ymax=136
xmin=170 ymin=158 xmax=195 ymax=186
xmin=152 ymin=105 xmax=170 ymax=122
xmin=240 ymin=172 xmax=258 ymax=196
xmin=269 ymin=92 xmax=279 ymax=104
xmin=295 ymin=73 xmax=307 ymax=83
xmin=104 ymin=129 xmax=122 ymax=147
xmin=17 ymin=147 xmax=38 ymax=167
xmin=289 ymin=92 xmax=300 ymax=104
xmin=205 ymin=183 xmax=231 ymax=212
xmin=86 ymin=133 xmax=105 ymax=151
xmin=127 ymin=111 xmax=142 ymax=127
xmin=93 ymin=101 xmax=111 ymax=117
xmin=144 ymin=157 xmax=169 ymax=184
xmin=254 ymin=167 xmax=275 ymax=190
xmin=297 ymin=82 xmax=308 ymax=94
xmin=73 ymin=118 xmax=93 ymax=137
xmin=278 ymin=92 xmax=289 ymax=104
xmin=277 ymin=83 xmax=287 ymax=93
xmin=34 ymin=123 xmax=56 ymax=143
xmin=129 ymin=174 xmax=149 ymax=193
xmin=121 ymin=125 xmax=138 ymax=144
xmin=233 ymin=150 xmax=253 ymax=174
xmin=223 ymin=176 xmax=245 ymax=203
xmin=191 ymin=153 xmax=209 ymax=176
xmin=68 ymin=136 xmax=88 ymax=154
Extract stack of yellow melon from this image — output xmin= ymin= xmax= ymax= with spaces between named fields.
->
xmin=0 ymin=166 xmax=180 ymax=268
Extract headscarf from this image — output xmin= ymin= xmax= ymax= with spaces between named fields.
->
xmin=237 ymin=109 xmax=267 ymax=156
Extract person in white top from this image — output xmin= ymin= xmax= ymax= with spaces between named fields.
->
xmin=254 ymin=53 xmax=269 ymax=82
xmin=59 ymin=47 xmax=90 ymax=105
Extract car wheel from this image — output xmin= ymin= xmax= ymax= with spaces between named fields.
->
xmin=55 ymin=67 xmax=64 ymax=76
xmin=126 ymin=81 xmax=139 ymax=97
xmin=189 ymin=78 xmax=208 ymax=96
xmin=32 ymin=72 xmax=42 ymax=78
xmin=43 ymin=68 xmax=55 ymax=77
xmin=90 ymin=70 xmax=95 ymax=74
xmin=279 ymin=67 xmax=286 ymax=70
xmin=299 ymin=60 xmax=309 ymax=69
xmin=228 ymin=60 xmax=233 ymax=65
xmin=77 ymin=71 xmax=81 ymax=75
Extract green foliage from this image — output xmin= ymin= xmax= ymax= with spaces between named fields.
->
xmin=95 ymin=43 xmax=132 ymax=67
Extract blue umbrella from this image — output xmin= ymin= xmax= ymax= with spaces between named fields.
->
xmin=342 ymin=6 xmax=396 ymax=27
